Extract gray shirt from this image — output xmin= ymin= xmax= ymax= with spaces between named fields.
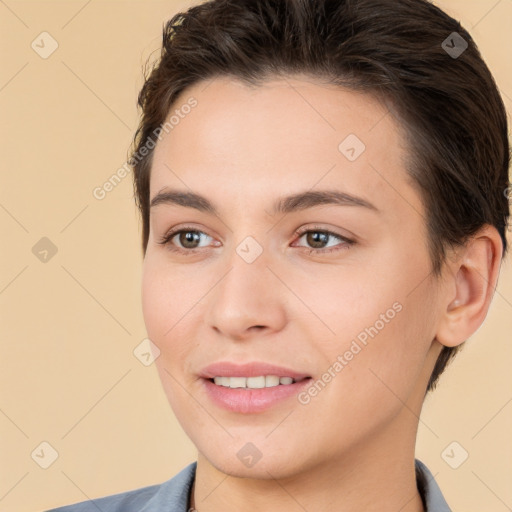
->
xmin=46 ymin=459 xmax=451 ymax=511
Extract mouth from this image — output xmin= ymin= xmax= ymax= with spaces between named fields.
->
xmin=198 ymin=361 xmax=313 ymax=413
xmin=206 ymin=375 xmax=311 ymax=389
xmin=199 ymin=361 xmax=311 ymax=381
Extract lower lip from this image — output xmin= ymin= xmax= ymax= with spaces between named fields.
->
xmin=201 ymin=378 xmax=312 ymax=413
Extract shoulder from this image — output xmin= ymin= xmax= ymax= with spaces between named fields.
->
xmin=415 ymin=459 xmax=452 ymax=512
xmin=45 ymin=461 xmax=197 ymax=512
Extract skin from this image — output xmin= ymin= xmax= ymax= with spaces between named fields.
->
xmin=141 ymin=75 xmax=502 ymax=512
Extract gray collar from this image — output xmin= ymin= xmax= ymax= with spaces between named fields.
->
xmin=415 ymin=459 xmax=452 ymax=511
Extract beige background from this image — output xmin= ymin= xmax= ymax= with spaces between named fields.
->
xmin=0 ymin=1 xmax=511 ymax=511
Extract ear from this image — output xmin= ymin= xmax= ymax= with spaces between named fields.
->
xmin=435 ymin=225 xmax=504 ymax=348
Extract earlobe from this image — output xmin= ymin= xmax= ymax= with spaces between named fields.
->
xmin=435 ymin=225 xmax=503 ymax=348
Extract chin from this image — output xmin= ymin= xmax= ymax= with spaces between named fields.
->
xmin=197 ymin=439 xmax=315 ymax=480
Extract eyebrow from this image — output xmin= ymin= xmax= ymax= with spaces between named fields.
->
xmin=149 ymin=188 xmax=379 ymax=215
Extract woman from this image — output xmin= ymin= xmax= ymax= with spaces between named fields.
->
xmin=48 ymin=0 xmax=509 ymax=510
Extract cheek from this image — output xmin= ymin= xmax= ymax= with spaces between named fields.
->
xmin=299 ymin=311 xmax=428 ymax=449
xmin=142 ymin=263 xmax=193 ymax=415
xmin=287 ymin=262 xmax=403 ymax=348
xmin=306 ymin=262 xmax=435 ymax=407
xmin=141 ymin=258 xmax=183 ymax=369
xmin=141 ymin=263 xmax=164 ymax=341
xmin=329 ymin=288 xmax=436 ymax=416
xmin=141 ymin=257 xmax=199 ymax=370
xmin=141 ymin=255 xmax=185 ymax=338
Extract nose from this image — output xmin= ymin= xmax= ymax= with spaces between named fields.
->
xmin=204 ymin=247 xmax=288 ymax=342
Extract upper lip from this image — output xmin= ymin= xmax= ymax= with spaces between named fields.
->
xmin=199 ymin=361 xmax=311 ymax=380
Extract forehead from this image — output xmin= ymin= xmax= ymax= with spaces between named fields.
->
xmin=149 ymin=75 xmax=419 ymax=219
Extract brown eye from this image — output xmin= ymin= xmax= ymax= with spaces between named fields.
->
xmin=177 ymin=231 xmax=202 ymax=249
xmin=293 ymin=227 xmax=355 ymax=255
xmin=304 ymin=231 xmax=330 ymax=249
xmin=157 ymin=228 xmax=214 ymax=255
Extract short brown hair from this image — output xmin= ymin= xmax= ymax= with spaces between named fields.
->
xmin=129 ymin=0 xmax=510 ymax=392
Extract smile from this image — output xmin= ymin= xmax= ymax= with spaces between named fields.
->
xmin=211 ymin=375 xmax=303 ymax=388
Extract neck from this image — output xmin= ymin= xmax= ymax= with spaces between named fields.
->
xmin=190 ymin=408 xmax=425 ymax=512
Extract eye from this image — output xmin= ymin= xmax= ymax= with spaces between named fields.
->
xmin=157 ymin=226 xmax=215 ymax=255
xmin=292 ymin=226 xmax=354 ymax=255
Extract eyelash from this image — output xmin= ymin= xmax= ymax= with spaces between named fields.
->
xmin=157 ymin=225 xmax=355 ymax=256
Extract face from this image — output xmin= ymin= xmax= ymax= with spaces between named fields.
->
xmin=141 ymin=75 xmax=444 ymax=479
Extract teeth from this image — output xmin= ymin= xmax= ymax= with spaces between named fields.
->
xmin=212 ymin=375 xmax=297 ymax=389
xmin=266 ymin=375 xmax=280 ymax=387
xmin=228 ymin=376 xmax=246 ymax=388
xmin=247 ymin=376 xmax=266 ymax=388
